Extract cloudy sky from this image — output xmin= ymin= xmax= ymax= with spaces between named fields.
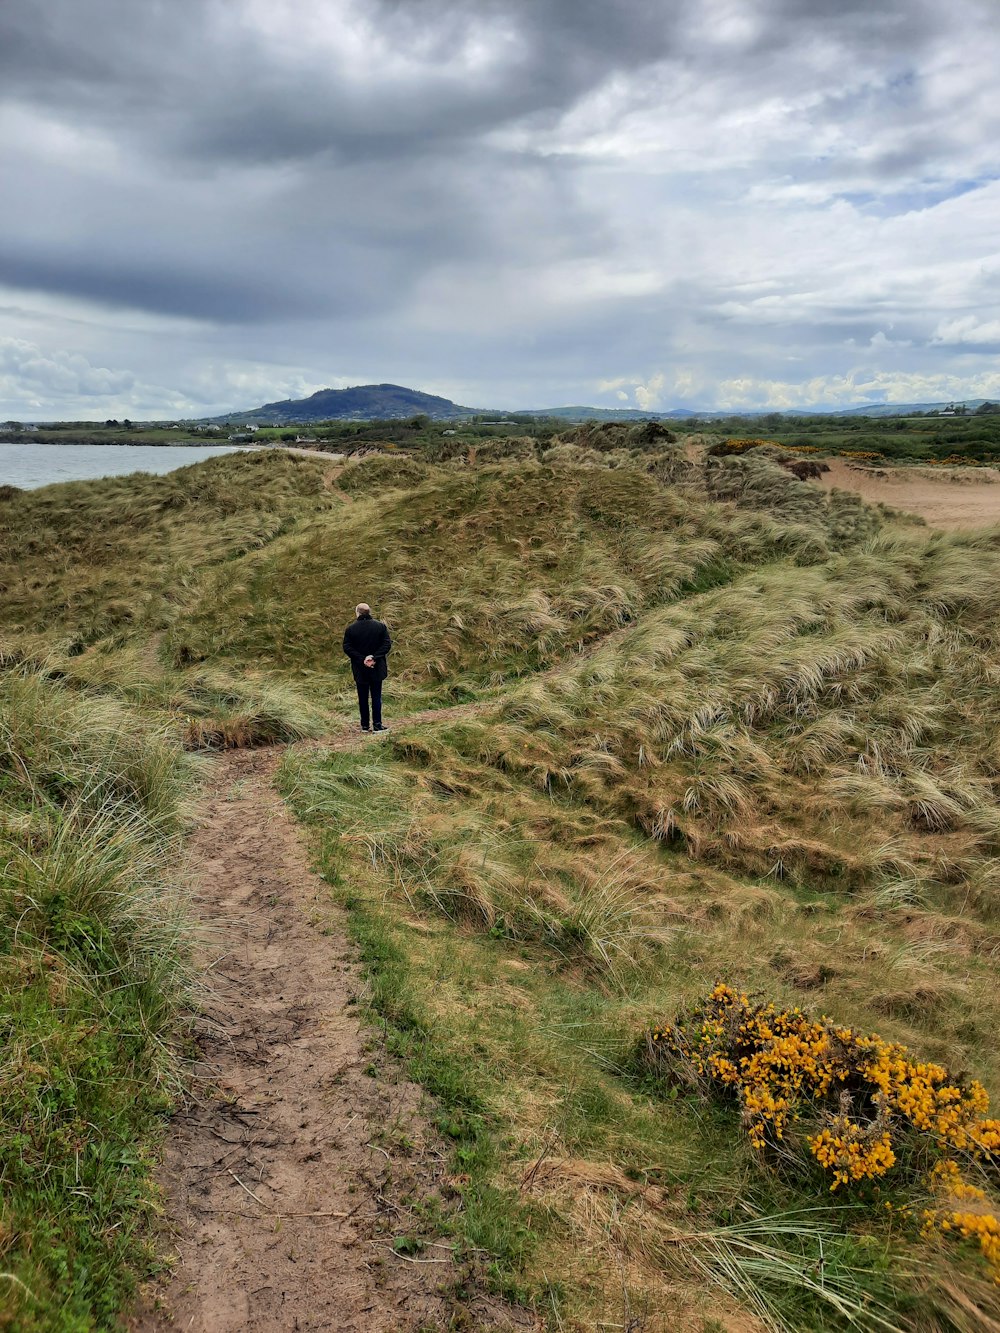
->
xmin=1 ymin=0 xmax=998 ymax=417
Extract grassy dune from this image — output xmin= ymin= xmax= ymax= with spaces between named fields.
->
xmin=5 ymin=445 xmax=1000 ymax=1328
xmin=156 ymin=455 xmax=892 ymax=687
xmin=0 ymin=449 xmax=335 ymax=645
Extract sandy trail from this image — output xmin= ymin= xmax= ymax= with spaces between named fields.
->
xmin=819 ymin=458 xmax=1000 ymax=530
xmin=132 ymin=718 xmax=524 ymax=1333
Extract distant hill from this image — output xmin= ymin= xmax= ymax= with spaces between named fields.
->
xmin=836 ymin=400 xmax=989 ymax=417
xmin=208 ymin=382 xmax=995 ymax=427
xmin=527 ymin=405 xmax=703 ymax=422
xmin=218 ymin=383 xmax=475 ymax=424
xmin=534 ymin=400 xmax=994 ymax=421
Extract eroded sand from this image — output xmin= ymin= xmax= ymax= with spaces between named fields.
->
xmin=819 ymin=458 xmax=1000 ymax=531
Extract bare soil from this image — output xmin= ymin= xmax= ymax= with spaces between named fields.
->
xmin=819 ymin=458 xmax=1000 ymax=530
xmin=130 ymin=727 xmax=529 ymax=1332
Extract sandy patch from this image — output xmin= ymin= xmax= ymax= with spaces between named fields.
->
xmin=819 ymin=459 xmax=1000 ymax=531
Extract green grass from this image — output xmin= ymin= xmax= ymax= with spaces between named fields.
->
xmin=0 ymin=667 xmax=192 ymax=1329
xmin=0 ymin=448 xmax=336 ymax=644
xmin=153 ymin=459 xmax=884 ymax=697
xmin=684 ymin=408 xmax=1000 ymax=465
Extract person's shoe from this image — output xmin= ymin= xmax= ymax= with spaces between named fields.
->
xmin=372 ymin=724 xmax=389 ymax=732
xmin=360 ymin=724 xmax=371 ymax=733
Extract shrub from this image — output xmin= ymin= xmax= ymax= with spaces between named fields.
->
xmin=643 ymin=985 xmax=1000 ymax=1279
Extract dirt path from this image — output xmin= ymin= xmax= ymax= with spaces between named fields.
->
xmin=131 ymin=722 xmax=525 ymax=1332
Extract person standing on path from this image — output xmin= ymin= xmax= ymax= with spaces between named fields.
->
xmin=342 ymin=602 xmax=392 ymax=732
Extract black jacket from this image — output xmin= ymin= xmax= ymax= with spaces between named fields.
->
xmin=343 ymin=614 xmax=392 ymax=682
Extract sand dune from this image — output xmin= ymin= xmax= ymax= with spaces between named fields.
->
xmin=819 ymin=458 xmax=1000 ymax=530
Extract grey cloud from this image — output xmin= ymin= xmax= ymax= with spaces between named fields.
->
xmin=0 ymin=1 xmax=983 ymax=183
xmin=0 ymin=0 xmax=984 ymax=174
xmin=0 ymin=250 xmax=315 ymax=322
xmin=0 ymin=0 xmax=997 ymax=416
xmin=0 ymin=0 xmax=681 ymax=167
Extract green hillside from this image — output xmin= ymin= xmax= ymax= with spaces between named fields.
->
xmin=4 ymin=444 xmax=1000 ymax=1328
xmin=224 ymin=381 xmax=474 ymax=423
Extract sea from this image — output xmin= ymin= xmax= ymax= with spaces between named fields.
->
xmin=0 ymin=442 xmax=257 ymax=490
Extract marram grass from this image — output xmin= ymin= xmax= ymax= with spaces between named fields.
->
xmin=0 ymin=666 xmax=192 ymax=1328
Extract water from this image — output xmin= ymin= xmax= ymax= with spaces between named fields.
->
xmin=0 ymin=442 xmax=257 ymax=490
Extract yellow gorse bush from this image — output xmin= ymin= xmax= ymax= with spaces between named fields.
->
xmin=646 ymin=984 xmax=1000 ymax=1279
xmin=810 ymin=1120 xmax=896 ymax=1189
xmin=923 ymin=1160 xmax=1000 ymax=1276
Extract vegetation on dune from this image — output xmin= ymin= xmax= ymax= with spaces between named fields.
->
xmin=444 ymin=525 xmax=1000 ymax=903
xmin=548 ymin=420 xmax=679 ymax=452
xmin=281 ymin=731 xmax=1000 ymax=1329
xmin=160 ymin=454 xmax=899 ymax=693
xmin=9 ymin=443 xmax=1000 ymax=1327
xmin=0 ymin=667 xmax=191 ymax=1328
xmin=646 ymin=986 xmax=1000 ymax=1251
xmin=263 ymin=450 xmax=1000 ymax=1326
xmin=0 ymin=449 xmax=335 ymax=644
xmin=0 ymin=644 xmax=324 ymax=757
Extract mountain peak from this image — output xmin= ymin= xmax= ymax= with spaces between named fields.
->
xmin=225 ymin=383 xmax=472 ymax=423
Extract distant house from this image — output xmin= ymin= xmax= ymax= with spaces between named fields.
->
xmin=442 ymin=429 xmax=457 ymax=435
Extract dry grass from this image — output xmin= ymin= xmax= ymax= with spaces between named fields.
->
xmin=440 ymin=530 xmax=1000 ymax=915
xmin=0 ymin=449 xmax=335 ymax=644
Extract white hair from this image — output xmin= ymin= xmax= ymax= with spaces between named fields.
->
xmin=356 ymin=602 xmax=371 ymax=616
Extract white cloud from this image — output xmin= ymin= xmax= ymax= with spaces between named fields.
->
xmin=0 ymin=337 xmax=328 ymax=418
xmin=713 ymin=368 xmax=1000 ymax=410
xmin=596 ymin=373 xmax=670 ymax=410
xmin=0 ymin=338 xmax=136 ymax=405
xmin=634 ymin=374 xmax=665 ymax=411
xmin=931 ymin=316 xmax=1000 ymax=346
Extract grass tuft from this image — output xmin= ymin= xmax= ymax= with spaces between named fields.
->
xmin=0 ymin=666 xmax=190 ymax=1326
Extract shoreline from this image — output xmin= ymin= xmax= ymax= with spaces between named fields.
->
xmin=0 ymin=445 xmax=266 ymax=455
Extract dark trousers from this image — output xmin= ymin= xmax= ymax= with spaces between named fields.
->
xmin=356 ymin=677 xmax=383 ymax=729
